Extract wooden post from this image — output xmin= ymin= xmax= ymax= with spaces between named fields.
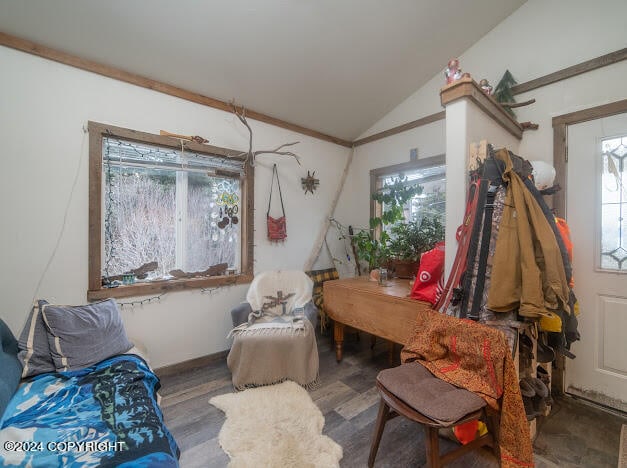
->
xmin=303 ymin=147 xmax=355 ymax=271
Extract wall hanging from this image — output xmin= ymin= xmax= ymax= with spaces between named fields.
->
xmin=267 ymin=164 xmax=287 ymax=242
xmin=216 ymin=188 xmax=240 ymax=229
xmin=301 ymin=170 xmax=319 ymax=195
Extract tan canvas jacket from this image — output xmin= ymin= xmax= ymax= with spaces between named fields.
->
xmin=487 ymin=149 xmax=570 ymax=318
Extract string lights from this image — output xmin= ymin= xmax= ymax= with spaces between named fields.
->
xmin=201 ymin=275 xmax=240 ymax=294
xmin=117 ymin=293 xmax=165 ymax=309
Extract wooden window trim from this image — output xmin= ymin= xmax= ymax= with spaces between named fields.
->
xmin=369 ymin=154 xmax=446 ymax=221
xmin=87 ymin=121 xmax=254 ymax=301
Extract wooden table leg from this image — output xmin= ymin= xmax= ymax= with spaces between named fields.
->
xmin=334 ymin=322 xmax=345 ymax=362
xmin=388 ymin=342 xmax=395 ymax=365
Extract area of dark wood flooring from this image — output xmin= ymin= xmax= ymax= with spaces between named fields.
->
xmin=159 ymin=331 xmax=626 ymax=467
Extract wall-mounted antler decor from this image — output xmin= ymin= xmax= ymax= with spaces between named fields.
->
xmin=230 ymin=101 xmax=301 ymax=166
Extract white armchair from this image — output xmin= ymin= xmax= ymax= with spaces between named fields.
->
xmin=227 ymin=270 xmax=319 ymax=390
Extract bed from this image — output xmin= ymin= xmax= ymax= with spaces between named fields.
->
xmin=0 ymin=300 xmax=180 ymax=467
xmin=0 ymin=355 xmax=179 ymax=467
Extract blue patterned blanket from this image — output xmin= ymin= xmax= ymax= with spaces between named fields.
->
xmin=0 ymin=354 xmax=179 ymax=467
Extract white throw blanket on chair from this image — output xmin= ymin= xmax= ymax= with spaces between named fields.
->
xmin=227 ymin=271 xmax=319 ymax=389
xmin=230 ymin=270 xmax=314 ymax=337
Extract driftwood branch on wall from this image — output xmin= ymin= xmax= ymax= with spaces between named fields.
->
xmin=230 ymin=101 xmax=301 ymax=166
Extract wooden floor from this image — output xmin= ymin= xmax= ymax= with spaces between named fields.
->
xmin=160 ymin=331 xmax=626 ymax=467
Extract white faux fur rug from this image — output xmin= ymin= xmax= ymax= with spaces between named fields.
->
xmin=210 ymin=381 xmax=343 ymax=467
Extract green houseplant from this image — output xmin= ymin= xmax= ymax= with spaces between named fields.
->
xmin=353 ymin=177 xmax=423 ymax=273
xmin=387 ymin=214 xmax=444 ymax=277
xmin=354 ymin=178 xmax=445 ymax=278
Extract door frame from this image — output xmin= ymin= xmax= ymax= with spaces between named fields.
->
xmin=551 ymin=99 xmax=627 ymax=402
xmin=552 ymin=99 xmax=627 ymax=217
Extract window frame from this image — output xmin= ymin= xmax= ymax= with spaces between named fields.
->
xmin=87 ymin=121 xmax=254 ymax=300
xmin=369 ymin=154 xmax=446 ymax=230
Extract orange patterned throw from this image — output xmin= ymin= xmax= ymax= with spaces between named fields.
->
xmin=401 ymin=309 xmax=533 ymax=468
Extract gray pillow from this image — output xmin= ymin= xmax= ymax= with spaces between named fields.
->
xmin=1 ymin=318 xmax=23 ymax=417
xmin=18 ymin=300 xmax=54 ymax=378
xmin=41 ymin=299 xmax=133 ymax=371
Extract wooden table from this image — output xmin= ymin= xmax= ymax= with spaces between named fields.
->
xmin=323 ymin=276 xmax=431 ymax=362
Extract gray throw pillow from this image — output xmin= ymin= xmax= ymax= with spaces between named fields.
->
xmin=18 ymin=300 xmax=55 ymax=378
xmin=1 ymin=318 xmax=23 ymax=417
xmin=41 ymin=299 xmax=133 ymax=372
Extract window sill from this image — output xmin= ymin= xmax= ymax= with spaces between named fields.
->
xmin=87 ymin=273 xmax=253 ymax=301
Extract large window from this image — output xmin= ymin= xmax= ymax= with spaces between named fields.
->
xmin=88 ymin=122 xmax=254 ymax=300
xmin=370 ymin=155 xmax=446 ymax=231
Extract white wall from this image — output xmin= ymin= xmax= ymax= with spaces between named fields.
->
xmin=362 ymin=0 xmax=627 ymax=154
xmin=333 ymin=121 xmax=446 ymax=277
xmin=443 ymin=99 xmax=523 ymax=277
xmin=0 ymin=46 xmax=350 ymax=368
xmin=336 ymin=0 xmax=627 ymax=276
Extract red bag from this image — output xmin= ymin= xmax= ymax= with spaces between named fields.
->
xmin=267 ymin=164 xmax=287 ymax=242
xmin=410 ymin=242 xmax=445 ymax=305
xmin=267 ymin=215 xmax=287 ymax=241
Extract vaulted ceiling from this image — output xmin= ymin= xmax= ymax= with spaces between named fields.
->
xmin=0 ymin=0 xmax=525 ymax=141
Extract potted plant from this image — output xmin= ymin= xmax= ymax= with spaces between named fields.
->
xmin=387 ymin=214 xmax=445 ymax=278
xmin=353 ymin=177 xmax=423 ymax=273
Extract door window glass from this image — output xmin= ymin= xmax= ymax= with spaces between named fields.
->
xmin=600 ymin=135 xmax=627 ymax=270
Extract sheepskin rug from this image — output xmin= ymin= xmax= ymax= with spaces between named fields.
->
xmin=210 ymin=381 xmax=343 ymax=467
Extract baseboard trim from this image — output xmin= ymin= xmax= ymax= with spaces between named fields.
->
xmin=564 ymin=391 xmax=627 ymax=418
xmin=155 ymin=350 xmax=229 ymax=377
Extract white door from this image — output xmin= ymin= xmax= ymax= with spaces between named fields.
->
xmin=565 ymin=112 xmax=627 ymax=411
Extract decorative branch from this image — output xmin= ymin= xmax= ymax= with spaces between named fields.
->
xmin=230 ymin=102 xmax=253 ymax=158
xmin=160 ymin=130 xmax=209 ymax=144
xmin=103 ymin=261 xmax=158 ymax=284
xmin=520 ymin=121 xmax=540 ymax=130
xmin=501 ymin=99 xmax=536 ymax=109
xmin=169 ymin=262 xmax=228 ymax=279
xmin=230 ymin=101 xmax=301 ymax=166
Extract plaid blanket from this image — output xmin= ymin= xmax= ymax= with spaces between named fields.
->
xmin=305 ymin=268 xmax=339 ymax=332
xmin=401 ymin=309 xmax=533 ymax=468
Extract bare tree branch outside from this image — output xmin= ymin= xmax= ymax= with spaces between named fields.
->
xmin=104 ymin=167 xmax=239 ymax=279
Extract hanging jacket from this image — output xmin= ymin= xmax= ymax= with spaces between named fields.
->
xmin=555 ymin=217 xmax=574 ymax=288
xmin=487 ymin=149 xmax=571 ymax=318
xmin=522 ymin=178 xmax=573 ymax=288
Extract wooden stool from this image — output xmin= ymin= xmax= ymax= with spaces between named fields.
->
xmin=368 ymin=362 xmax=499 ymax=467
